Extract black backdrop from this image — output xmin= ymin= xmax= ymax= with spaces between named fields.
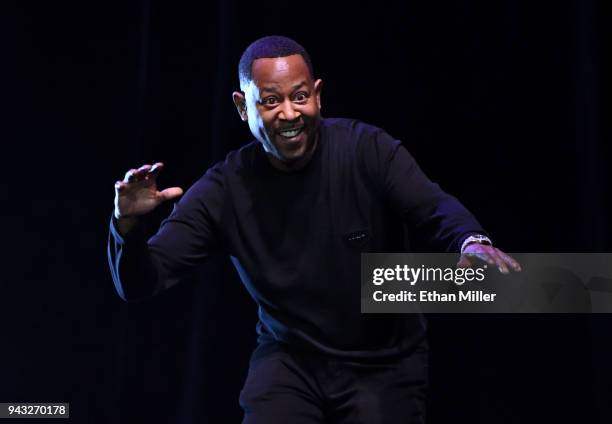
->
xmin=1 ymin=1 xmax=610 ymax=423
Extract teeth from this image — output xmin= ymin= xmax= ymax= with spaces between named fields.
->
xmin=279 ymin=128 xmax=301 ymax=138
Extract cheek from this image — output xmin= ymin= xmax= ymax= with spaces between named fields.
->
xmin=258 ymin=113 xmax=276 ymax=133
xmin=302 ymin=104 xmax=320 ymax=121
xmin=248 ymin=110 xmax=265 ymax=129
xmin=251 ymin=113 xmax=276 ymax=143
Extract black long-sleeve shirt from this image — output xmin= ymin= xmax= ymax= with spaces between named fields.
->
xmin=108 ymin=118 xmax=486 ymax=359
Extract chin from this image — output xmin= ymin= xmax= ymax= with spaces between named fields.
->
xmin=279 ymin=150 xmax=306 ymax=164
xmin=273 ymin=142 xmax=307 ymax=161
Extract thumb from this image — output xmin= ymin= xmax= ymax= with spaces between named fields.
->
xmin=159 ymin=187 xmax=184 ymax=202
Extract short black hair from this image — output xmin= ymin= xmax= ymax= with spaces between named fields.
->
xmin=238 ymin=35 xmax=314 ymax=90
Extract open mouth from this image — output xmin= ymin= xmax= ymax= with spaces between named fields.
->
xmin=277 ymin=127 xmax=304 ymax=139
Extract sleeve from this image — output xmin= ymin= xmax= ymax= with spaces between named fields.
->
xmin=375 ymin=130 xmax=487 ymax=252
xmin=107 ymin=165 xmax=225 ymax=302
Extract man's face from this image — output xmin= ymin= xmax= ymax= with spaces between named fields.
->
xmin=233 ymin=54 xmax=322 ymax=170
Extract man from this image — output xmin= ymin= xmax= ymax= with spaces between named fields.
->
xmin=109 ymin=35 xmax=520 ymax=423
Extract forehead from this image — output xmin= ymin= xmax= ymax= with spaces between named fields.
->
xmin=251 ymin=54 xmax=311 ymax=90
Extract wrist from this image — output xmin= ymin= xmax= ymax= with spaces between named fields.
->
xmin=460 ymin=234 xmax=492 ymax=254
xmin=114 ymin=213 xmax=139 ymax=236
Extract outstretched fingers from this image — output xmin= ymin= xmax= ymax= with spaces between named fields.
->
xmin=458 ymin=244 xmax=522 ymax=274
xmin=117 ymin=162 xmax=165 ymax=189
xmin=148 ymin=162 xmax=164 ymax=176
xmin=497 ymin=249 xmax=522 ymax=272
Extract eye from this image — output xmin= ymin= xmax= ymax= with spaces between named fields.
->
xmin=294 ymin=91 xmax=309 ymax=102
xmin=262 ymin=96 xmax=279 ymax=106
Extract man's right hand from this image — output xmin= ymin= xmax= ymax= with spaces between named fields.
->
xmin=113 ymin=162 xmax=184 ymax=234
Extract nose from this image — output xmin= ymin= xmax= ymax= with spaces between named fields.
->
xmin=278 ymin=99 xmax=300 ymax=122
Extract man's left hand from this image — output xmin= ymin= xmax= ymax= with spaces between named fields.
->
xmin=457 ymin=243 xmax=522 ymax=274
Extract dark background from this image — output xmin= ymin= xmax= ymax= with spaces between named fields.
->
xmin=1 ymin=0 xmax=610 ymax=422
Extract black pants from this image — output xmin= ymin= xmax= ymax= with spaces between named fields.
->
xmin=239 ymin=341 xmax=428 ymax=424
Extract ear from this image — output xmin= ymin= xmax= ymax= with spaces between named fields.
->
xmin=232 ymin=91 xmax=248 ymax=122
xmin=313 ymin=79 xmax=323 ymax=110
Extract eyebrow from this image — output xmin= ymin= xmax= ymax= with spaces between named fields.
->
xmin=260 ymin=81 xmax=307 ymax=94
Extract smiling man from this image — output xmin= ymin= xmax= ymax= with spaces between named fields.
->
xmin=232 ymin=43 xmax=322 ymax=171
xmin=109 ymin=35 xmax=520 ymax=423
